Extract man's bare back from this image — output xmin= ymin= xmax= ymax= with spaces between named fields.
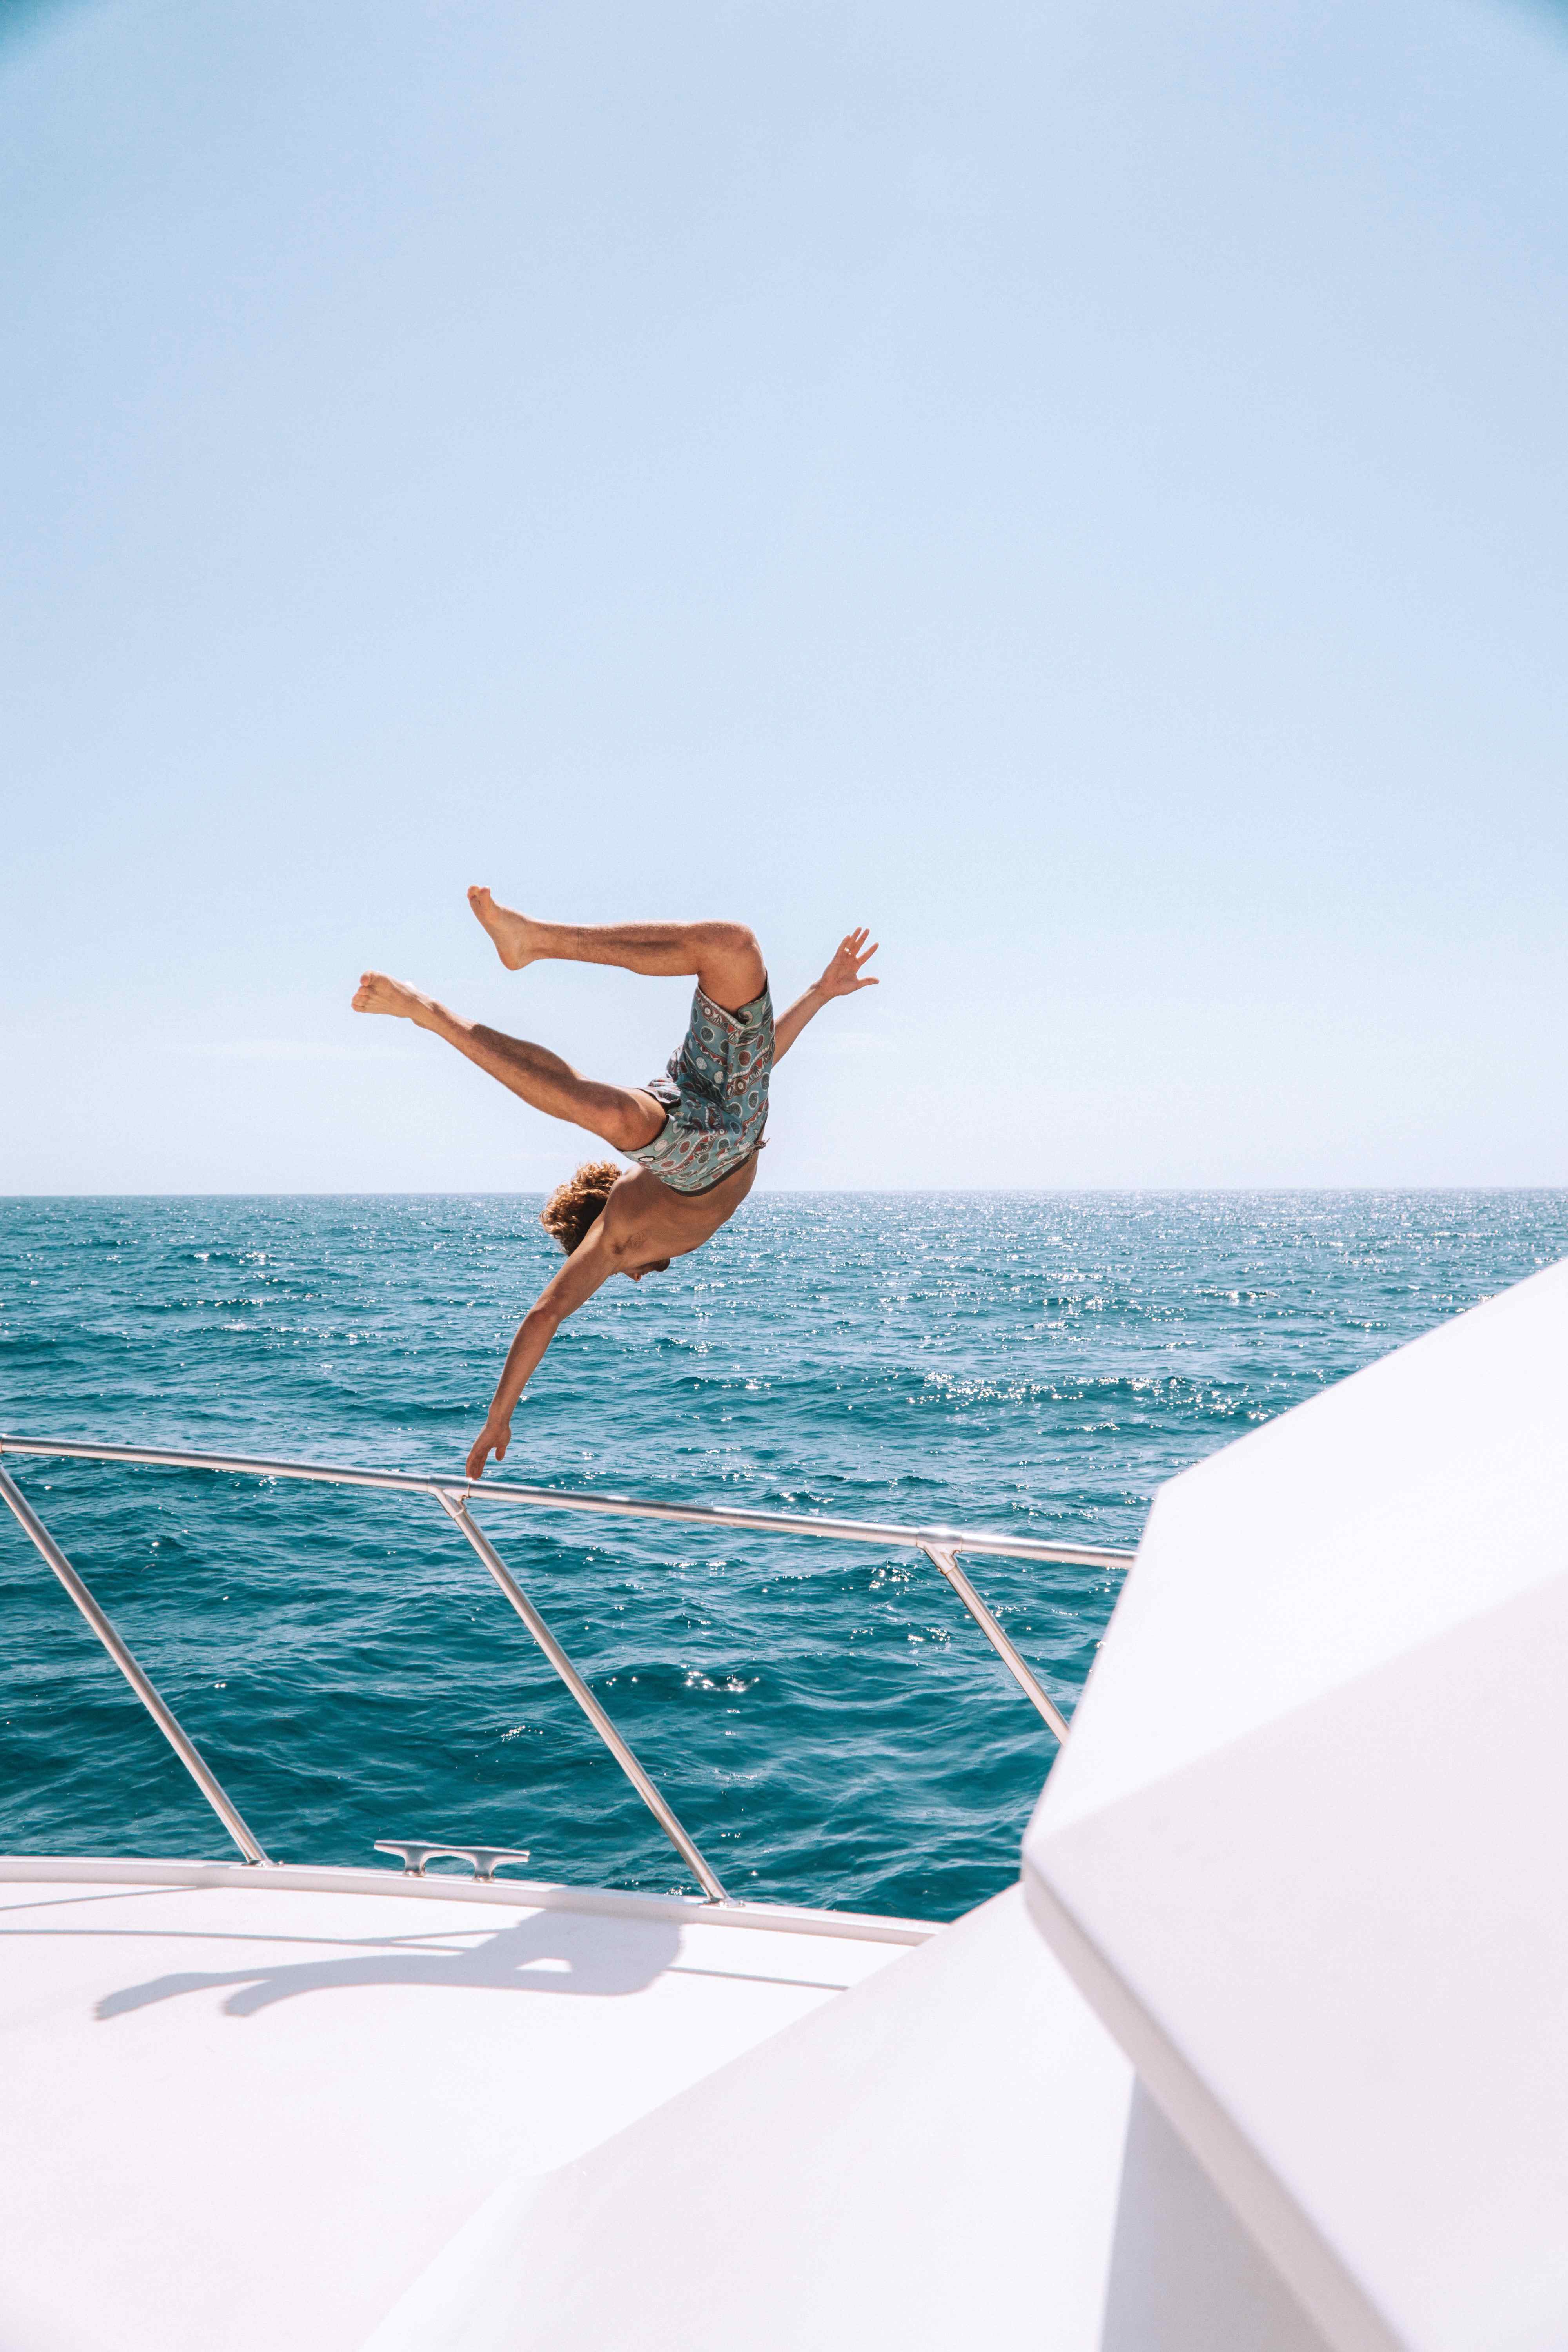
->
xmin=351 ymin=893 xmax=878 ymax=1479
xmin=597 ymin=1152 xmax=764 ymax=1274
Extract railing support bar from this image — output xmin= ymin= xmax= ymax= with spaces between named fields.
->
xmin=432 ymin=1491 xmax=730 ymax=1906
xmin=920 ymin=1542 xmax=1073 ymax=1744
xmin=0 ymin=1463 xmax=270 ymax=1865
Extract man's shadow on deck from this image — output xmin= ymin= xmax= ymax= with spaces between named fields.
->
xmin=96 ymin=1907 xmax=682 ymax=2022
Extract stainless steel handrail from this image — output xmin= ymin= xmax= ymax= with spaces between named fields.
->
xmin=0 ymin=1430 xmax=1133 ymax=1898
xmin=0 ymin=1434 xmax=1133 ymax=1570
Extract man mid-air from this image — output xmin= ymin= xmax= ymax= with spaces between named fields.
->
xmin=352 ymin=890 xmax=879 ymax=1479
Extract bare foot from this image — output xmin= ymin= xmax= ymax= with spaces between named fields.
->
xmin=352 ymin=971 xmax=434 ymax=1024
xmin=468 ymin=886 xmax=538 ymax=971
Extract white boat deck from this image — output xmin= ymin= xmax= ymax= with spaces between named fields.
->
xmin=0 ymin=1858 xmax=925 ymax=2352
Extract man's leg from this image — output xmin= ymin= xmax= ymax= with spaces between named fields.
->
xmin=468 ymin=889 xmax=766 ymax=1014
xmin=351 ymin=973 xmax=664 ymax=1151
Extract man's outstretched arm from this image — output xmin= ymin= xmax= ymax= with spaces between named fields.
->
xmin=772 ymin=928 xmax=880 ymax=1063
xmin=466 ymin=1225 xmax=616 ymax=1479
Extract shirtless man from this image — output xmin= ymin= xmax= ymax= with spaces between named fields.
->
xmin=351 ymin=889 xmax=879 ymax=1479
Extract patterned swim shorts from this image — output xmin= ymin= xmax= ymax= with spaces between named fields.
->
xmin=626 ymin=981 xmax=774 ymax=1194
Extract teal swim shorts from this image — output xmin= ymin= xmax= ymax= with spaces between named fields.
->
xmin=626 ymin=982 xmax=773 ymax=1194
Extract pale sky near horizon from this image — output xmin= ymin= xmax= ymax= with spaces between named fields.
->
xmin=3 ymin=0 xmax=1565 ymax=1193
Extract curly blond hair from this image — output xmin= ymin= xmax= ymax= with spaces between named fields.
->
xmin=540 ymin=1160 xmax=622 ymax=1255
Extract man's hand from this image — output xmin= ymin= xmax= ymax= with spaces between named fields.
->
xmin=772 ymin=927 xmax=882 ymax=1064
xmin=466 ymin=1415 xmax=513 ymax=1481
xmin=817 ymin=927 xmax=880 ymax=999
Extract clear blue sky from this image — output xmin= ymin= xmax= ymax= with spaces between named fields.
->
xmin=3 ymin=0 xmax=1565 ymax=1192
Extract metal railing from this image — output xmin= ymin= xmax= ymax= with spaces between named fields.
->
xmin=0 ymin=1432 xmax=1135 ymax=1906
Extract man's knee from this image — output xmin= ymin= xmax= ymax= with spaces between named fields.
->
xmin=605 ymin=1093 xmax=665 ymax=1153
xmin=696 ymin=921 xmax=764 ymax=1006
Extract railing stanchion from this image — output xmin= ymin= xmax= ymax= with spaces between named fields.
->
xmin=0 ymin=1463 xmax=270 ymax=1865
xmin=431 ymin=1490 xmax=731 ymax=1906
xmin=919 ymin=1541 xmax=1073 ymax=1744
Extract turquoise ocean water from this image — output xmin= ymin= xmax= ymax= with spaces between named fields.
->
xmin=2 ymin=1192 xmax=1564 ymax=1920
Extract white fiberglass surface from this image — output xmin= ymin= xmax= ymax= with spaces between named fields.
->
xmin=366 ymin=1886 xmax=1137 ymax=2352
xmin=366 ymin=1888 xmax=1327 ymax=2352
xmin=1024 ymin=1256 xmax=1568 ymax=2351
xmin=1034 ymin=1253 xmax=1568 ymax=1840
xmin=0 ymin=1870 xmax=908 ymax=2352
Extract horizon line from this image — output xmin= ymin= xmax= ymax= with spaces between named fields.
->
xmin=4 ymin=1185 xmax=1568 ymax=1203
